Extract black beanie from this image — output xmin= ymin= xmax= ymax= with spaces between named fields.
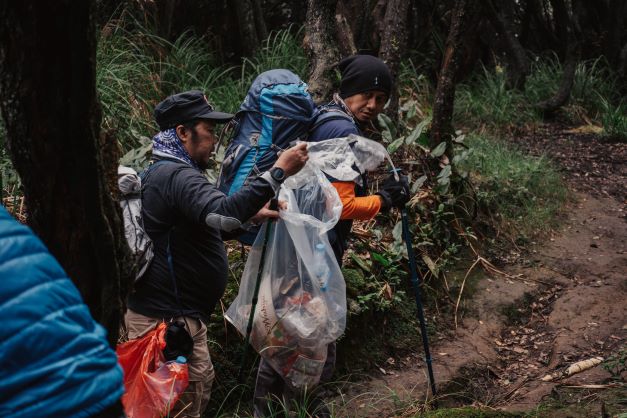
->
xmin=338 ymin=55 xmax=393 ymax=99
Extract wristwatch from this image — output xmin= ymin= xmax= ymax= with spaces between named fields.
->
xmin=269 ymin=166 xmax=286 ymax=183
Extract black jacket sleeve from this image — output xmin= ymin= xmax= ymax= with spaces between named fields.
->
xmin=168 ymin=166 xmax=279 ymax=232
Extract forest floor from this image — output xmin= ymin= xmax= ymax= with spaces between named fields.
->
xmin=331 ymin=124 xmax=627 ymax=417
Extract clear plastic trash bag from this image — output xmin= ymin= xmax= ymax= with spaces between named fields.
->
xmin=225 ymin=162 xmax=345 ymax=389
xmin=306 ymin=134 xmax=396 ymax=185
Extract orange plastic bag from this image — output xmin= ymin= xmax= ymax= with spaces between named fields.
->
xmin=116 ymin=322 xmax=189 ymax=418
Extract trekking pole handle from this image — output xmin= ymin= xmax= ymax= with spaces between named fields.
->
xmin=389 ymin=167 xmax=401 ymax=182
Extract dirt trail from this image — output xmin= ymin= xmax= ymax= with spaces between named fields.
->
xmin=334 ymin=127 xmax=626 ymax=417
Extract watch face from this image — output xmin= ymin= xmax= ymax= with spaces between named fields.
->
xmin=271 ymin=167 xmax=285 ymax=181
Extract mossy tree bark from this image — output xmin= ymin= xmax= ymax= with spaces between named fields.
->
xmin=430 ymin=0 xmax=473 ymax=151
xmin=304 ymin=0 xmax=341 ymax=103
xmin=335 ymin=1 xmax=358 ymax=57
xmin=0 ymin=0 xmax=132 ymax=345
xmin=379 ymin=0 xmax=411 ymax=122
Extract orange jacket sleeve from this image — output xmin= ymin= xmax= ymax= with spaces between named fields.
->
xmin=332 ymin=181 xmax=382 ymax=220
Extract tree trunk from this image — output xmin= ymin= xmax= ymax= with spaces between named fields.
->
xmin=335 ymin=1 xmax=358 ymax=57
xmin=157 ymin=0 xmax=178 ymax=40
xmin=379 ymin=0 xmax=411 ymax=121
xmin=536 ymin=0 xmax=578 ymax=116
xmin=304 ymin=0 xmax=341 ymax=103
xmin=251 ymin=0 xmax=268 ymax=42
xmin=525 ymin=0 xmax=559 ymax=53
xmin=536 ymin=45 xmax=577 ymax=115
xmin=0 ymin=0 xmax=132 ymax=345
xmin=430 ymin=0 xmax=473 ymax=150
xmin=371 ymin=0 xmax=387 ymax=52
xmin=619 ymin=42 xmax=627 ymax=84
xmin=234 ymin=0 xmax=260 ymax=56
xmin=288 ymin=0 xmax=308 ymax=28
xmin=483 ymin=0 xmax=530 ymax=89
xmin=549 ymin=0 xmax=570 ymax=59
xmin=604 ymin=0 xmax=626 ymax=66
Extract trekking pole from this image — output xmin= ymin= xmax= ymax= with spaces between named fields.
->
xmin=400 ymin=207 xmax=437 ymax=401
xmin=389 ymin=166 xmax=437 ymax=402
xmin=238 ymin=199 xmax=277 ymax=384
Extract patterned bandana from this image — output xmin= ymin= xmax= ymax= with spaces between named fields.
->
xmin=151 ymin=128 xmax=199 ymax=169
xmin=332 ymin=93 xmax=357 ymax=121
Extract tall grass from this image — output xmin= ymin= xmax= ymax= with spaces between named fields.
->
xmin=598 ymin=97 xmax=627 ymax=142
xmin=524 ymin=55 xmax=618 ymax=117
xmin=455 ymin=66 xmax=537 ymax=130
xmin=97 ymin=23 xmax=159 ymax=150
xmin=461 ymin=134 xmax=568 ymax=238
xmin=211 ymin=26 xmax=310 ymax=112
xmin=454 ymin=56 xmax=621 ymax=132
xmin=96 ymin=18 xmax=308 ymax=158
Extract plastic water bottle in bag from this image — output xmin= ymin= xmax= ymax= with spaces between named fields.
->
xmin=312 ymin=243 xmax=330 ymax=292
xmin=149 ymin=356 xmax=189 ymax=405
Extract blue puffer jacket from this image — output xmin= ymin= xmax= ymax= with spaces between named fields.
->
xmin=0 ymin=206 xmax=124 ymax=417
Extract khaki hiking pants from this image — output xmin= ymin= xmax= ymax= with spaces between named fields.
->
xmin=124 ymin=309 xmax=214 ymax=418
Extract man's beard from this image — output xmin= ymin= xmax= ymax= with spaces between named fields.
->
xmin=197 ymin=159 xmax=210 ymax=171
xmin=190 ymin=128 xmax=212 ymax=171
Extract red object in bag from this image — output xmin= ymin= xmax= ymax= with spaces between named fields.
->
xmin=116 ymin=322 xmax=189 ymax=418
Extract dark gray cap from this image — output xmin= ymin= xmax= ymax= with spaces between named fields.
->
xmin=154 ymin=90 xmax=233 ymax=130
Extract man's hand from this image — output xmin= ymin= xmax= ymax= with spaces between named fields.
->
xmin=248 ymin=201 xmax=279 ymax=224
xmin=247 ymin=200 xmax=287 ymax=224
xmin=273 ymin=142 xmax=308 ymax=176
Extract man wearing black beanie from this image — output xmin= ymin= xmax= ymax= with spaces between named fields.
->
xmin=253 ymin=55 xmax=410 ymax=417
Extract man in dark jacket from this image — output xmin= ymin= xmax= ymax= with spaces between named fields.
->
xmin=124 ymin=90 xmax=308 ymax=418
xmin=309 ymin=54 xmax=410 ymax=263
xmin=253 ymin=55 xmax=409 ymax=417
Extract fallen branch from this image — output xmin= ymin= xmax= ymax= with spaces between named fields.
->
xmin=562 ymin=384 xmax=618 ymax=389
xmin=566 ymin=357 xmax=604 ymax=376
xmin=454 ymin=256 xmax=481 ymax=329
xmin=541 ymin=356 xmax=604 ymax=381
xmin=496 ymin=377 xmax=531 ymax=405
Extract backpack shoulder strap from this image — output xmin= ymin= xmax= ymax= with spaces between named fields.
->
xmin=139 ymin=158 xmax=185 ymax=317
xmin=310 ymin=106 xmax=355 ymax=132
xmin=139 ymin=158 xmax=175 ymax=183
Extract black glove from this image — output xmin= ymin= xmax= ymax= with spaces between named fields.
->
xmin=377 ymin=173 xmax=410 ymax=210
